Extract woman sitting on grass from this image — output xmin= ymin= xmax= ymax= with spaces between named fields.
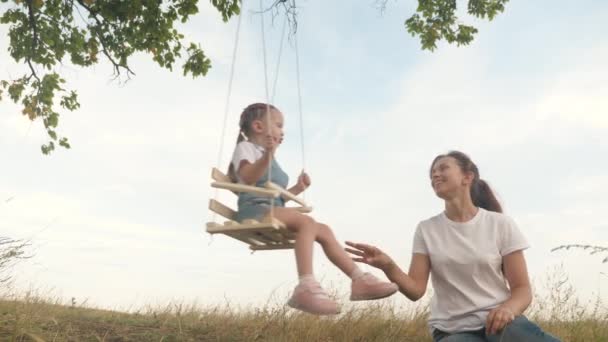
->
xmin=346 ymin=151 xmax=561 ymax=342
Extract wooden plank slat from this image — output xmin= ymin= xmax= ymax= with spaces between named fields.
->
xmin=265 ymin=182 xmax=308 ymax=207
xmin=209 ymin=199 xmax=237 ymax=221
xmin=205 ymin=221 xmax=282 ymax=234
xmin=254 ymin=230 xmax=284 ymax=244
xmin=211 ymin=168 xmax=238 ymax=195
xmin=206 ymin=221 xmax=236 ymax=232
xmin=283 ymin=231 xmax=296 ymax=240
xmin=211 ymin=168 xmax=232 ymax=183
xmin=212 ymin=182 xmax=280 ymax=197
xmin=250 ymin=243 xmax=295 ymax=251
xmin=241 ymin=220 xmax=284 ymax=244
xmin=207 ymin=223 xmax=263 ymax=246
xmin=242 ymin=231 xmax=274 ymax=245
xmin=205 ymin=222 xmax=222 ymax=231
xmin=226 ymin=232 xmax=262 ymax=246
xmin=209 ymin=222 xmax=260 ymax=246
xmin=205 ymin=210 xmax=295 ymax=250
xmin=241 ymin=219 xmax=260 ymax=225
xmin=278 ymin=231 xmax=295 ymax=242
xmin=231 ymin=231 xmax=266 ymax=246
xmin=258 ymin=217 xmax=293 ymax=243
xmin=292 ymin=206 xmax=313 ymax=214
xmin=259 ymin=216 xmax=289 ymax=229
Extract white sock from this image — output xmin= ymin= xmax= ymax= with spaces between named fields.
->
xmin=298 ymin=274 xmax=315 ymax=285
xmin=350 ymin=267 xmax=364 ymax=280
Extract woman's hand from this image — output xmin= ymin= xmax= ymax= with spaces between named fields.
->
xmin=486 ymin=305 xmax=515 ymax=335
xmin=345 ymin=241 xmax=395 ymax=271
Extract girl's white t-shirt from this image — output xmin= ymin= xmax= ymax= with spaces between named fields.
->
xmin=412 ymin=208 xmax=529 ymax=333
xmin=231 ymin=141 xmax=265 ymax=182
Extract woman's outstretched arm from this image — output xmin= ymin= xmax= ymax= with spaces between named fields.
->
xmin=384 ymin=253 xmax=431 ymax=301
xmin=345 ymin=241 xmax=431 ymax=301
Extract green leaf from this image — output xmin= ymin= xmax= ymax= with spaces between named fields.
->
xmin=406 ymin=0 xmax=508 ymax=51
xmin=211 ymin=0 xmax=241 ymax=22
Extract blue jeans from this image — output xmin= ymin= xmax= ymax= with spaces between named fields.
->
xmin=432 ymin=316 xmax=561 ymax=342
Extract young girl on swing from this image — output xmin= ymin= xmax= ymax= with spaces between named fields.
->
xmin=228 ymin=103 xmax=398 ymax=315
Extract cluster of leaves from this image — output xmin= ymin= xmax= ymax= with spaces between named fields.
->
xmin=0 ymin=0 xmax=241 ymax=153
xmin=404 ymin=0 xmax=509 ymax=51
xmin=1 ymin=0 xmax=509 ymax=154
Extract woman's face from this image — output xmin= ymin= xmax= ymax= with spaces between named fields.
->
xmin=430 ymin=156 xmax=471 ymax=199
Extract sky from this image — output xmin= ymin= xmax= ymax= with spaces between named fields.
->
xmin=1 ymin=0 xmax=607 ymax=313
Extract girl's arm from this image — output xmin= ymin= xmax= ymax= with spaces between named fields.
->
xmin=287 ymin=184 xmax=304 ymax=196
xmin=237 ymin=151 xmax=273 ymax=185
xmin=237 ymin=136 xmax=279 ymax=185
xmin=287 ymin=172 xmax=310 ymax=196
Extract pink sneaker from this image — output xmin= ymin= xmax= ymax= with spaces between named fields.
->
xmin=350 ymin=272 xmax=398 ymax=301
xmin=287 ymin=281 xmax=340 ymax=315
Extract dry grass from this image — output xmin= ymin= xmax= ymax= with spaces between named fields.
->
xmin=0 ymin=296 xmax=431 ymax=341
xmin=1 ymin=269 xmax=607 ymax=341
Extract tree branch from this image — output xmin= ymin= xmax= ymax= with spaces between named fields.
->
xmin=0 ymin=237 xmax=31 ymax=284
xmin=552 ymin=244 xmax=608 ymax=263
xmin=258 ymin=0 xmax=298 ymax=37
xmin=73 ymin=0 xmax=136 ymax=79
xmin=25 ymin=0 xmax=41 ymax=83
xmin=375 ymin=0 xmax=390 ymax=15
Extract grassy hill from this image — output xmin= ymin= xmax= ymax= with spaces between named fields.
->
xmin=1 ymin=293 xmax=607 ymax=341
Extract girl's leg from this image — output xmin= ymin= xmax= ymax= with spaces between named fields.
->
xmin=271 ymin=209 xmax=358 ymax=277
xmin=314 ymin=223 xmax=398 ymax=301
xmin=315 ymin=223 xmax=357 ymax=276
xmin=272 ymin=208 xmax=340 ymax=315
xmin=272 ymin=207 xmax=318 ymax=277
xmin=272 ymin=208 xmax=397 ymax=312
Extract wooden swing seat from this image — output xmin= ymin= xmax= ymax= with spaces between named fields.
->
xmin=206 ymin=168 xmax=312 ymax=251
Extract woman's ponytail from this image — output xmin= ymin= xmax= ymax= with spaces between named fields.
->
xmin=431 ymin=151 xmax=503 ymax=213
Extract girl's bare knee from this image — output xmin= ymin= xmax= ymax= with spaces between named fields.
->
xmin=316 ymin=223 xmax=335 ymax=244
xmin=286 ymin=213 xmax=316 ymax=233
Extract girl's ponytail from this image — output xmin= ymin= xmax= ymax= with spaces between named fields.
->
xmin=227 ymin=131 xmax=246 ymax=183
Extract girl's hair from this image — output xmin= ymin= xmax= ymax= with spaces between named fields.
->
xmin=430 ymin=151 xmax=503 ymax=213
xmin=227 ymin=103 xmax=278 ymax=182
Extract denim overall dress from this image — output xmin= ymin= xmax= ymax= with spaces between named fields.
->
xmin=235 ymin=158 xmax=289 ymax=222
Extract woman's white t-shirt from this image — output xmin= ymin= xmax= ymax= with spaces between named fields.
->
xmin=412 ymin=208 xmax=529 ymax=333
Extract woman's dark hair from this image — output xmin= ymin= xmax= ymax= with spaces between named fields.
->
xmin=227 ymin=103 xmax=278 ymax=182
xmin=430 ymin=151 xmax=503 ymax=213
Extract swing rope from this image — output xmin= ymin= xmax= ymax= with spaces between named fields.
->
xmin=260 ymin=0 xmax=274 ymax=219
xmin=216 ymin=1 xmax=244 ymax=171
xmin=212 ymin=0 xmax=307 ymax=227
xmin=270 ymin=14 xmax=288 ymax=103
xmin=293 ymin=0 xmax=307 ymax=200
xmin=212 ymin=0 xmax=244 ymax=224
